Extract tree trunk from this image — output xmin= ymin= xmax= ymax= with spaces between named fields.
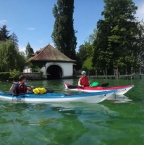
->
xmin=103 ymin=70 xmax=105 ymax=78
xmin=105 ymin=69 xmax=108 ymax=79
xmin=113 ymin=69 xmax=116 ymax=79
xmin=139 ymin=67 xmax=141 ymax=74
xmin=88 ymin=71 xmax=90 ymax=78
xmin=116 ymin=68 xmax=119 ymax=79
xmin=125 ymin=68 xmax=127 ymax=75
xmin=95 ymin=70 xmax=98 ymax=79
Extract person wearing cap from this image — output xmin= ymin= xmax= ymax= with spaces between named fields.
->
xmin=78 ymin=71 xmax=90 ymax=87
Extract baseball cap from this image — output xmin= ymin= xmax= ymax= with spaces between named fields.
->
xmin=82 ymin=71 xmax=86 ymax=74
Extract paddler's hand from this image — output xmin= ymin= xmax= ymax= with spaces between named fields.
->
xmin=27 ymin=86 xmax=34 ymax=91
xmin=10 ymin=82 xmax=16 ymax=91
xmin=12 ymin=82 xmax=17 ymax=87
xmin=29 ymin=86 xmax=34 ymax=90
xmin=81 ymin=85 xmax=84 ymax=88
xmin=30 ymin=86 xmax=34 ymax=89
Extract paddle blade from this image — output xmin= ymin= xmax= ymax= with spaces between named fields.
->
xmin=67 ymin=85 xmax=78 ymax=89
xmin=100 ymin=83 xmax=109 ymax=87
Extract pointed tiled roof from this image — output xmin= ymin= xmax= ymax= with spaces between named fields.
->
xmin=28 ymin=44 xmax=76 ymax=62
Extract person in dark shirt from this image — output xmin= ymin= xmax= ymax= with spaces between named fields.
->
xmin=10 ymin=75 xmax=34 ymax=95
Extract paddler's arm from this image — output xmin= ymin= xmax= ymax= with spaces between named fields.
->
xmin=27 ymin=86 xmax=34 ymax=91
xmin=78 ymin=78 xmax=81 ymax=86
xmin=24 ymin=82 xmax=34 ymax=91
xmin=10 ymin=82 xmax=17 ymax=92
xmin=78 ymin=78 xmax=84 ymax=87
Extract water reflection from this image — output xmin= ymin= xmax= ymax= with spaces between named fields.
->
xmin=0 ymin=79 xmax=144 ymax=144
xmin=107 ymin=94 xmax=133 ymax=104
xmin=49 ymin=102 xmax=119 ymax=145
xmin=50 ymin=102 xmax=119 ymax=116
xmin=0 ymin=101 xmax=119 ymax=144
xmin=38 ymin=109 xmax=88 ymax=145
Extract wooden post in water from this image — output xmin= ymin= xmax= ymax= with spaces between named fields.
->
xmin=103 ymin=70 xmax=105 ymax=79
xmin=139 ymin=67 xmax=142 ymax=79
xmin=131 ymin=67 xmax=133 ymax=79
xmin=116 ymin=68 xmax=119 ymax=79
xmin=103 ymin=69 xmax=108 ymax=79
xmin=125 ymin=68 xmax=128 ymax=79
xmin=95 ymin=70 xmax=98 ymax=79
xmin=113 ymin=69 xmax=115 ymax=79
xmin=106 ymin=69 xmax=108 ymax=79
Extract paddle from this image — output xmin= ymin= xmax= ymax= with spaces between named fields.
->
xmin=99 ymin=83 xmax=109 ymax=87
xmin=66 ymin=82 xmax=109 ymax=89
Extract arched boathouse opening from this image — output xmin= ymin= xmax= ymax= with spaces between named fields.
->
xmin=47 ymin=65 xmax=62 ymax=79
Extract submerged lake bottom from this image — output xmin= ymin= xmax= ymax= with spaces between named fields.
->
xmin=0 ymin=78 xmax=144 ymax=145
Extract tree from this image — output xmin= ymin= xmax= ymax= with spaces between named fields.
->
xmin=82 ymin=57 xmax=94 ymax=75
xmin=76 ymin=45 xmax=86 ymax=69
xmin=93 ymin=0 xmax=138 ymax=75
xmin=88 ymin=28 xmax=98 ymax=44
xmin=0 ymin=25 xmax=11 ymax=41
xmin=25 ymin=42 xmax=34 ymax=59
xmin=10 ymin=33 xmax=19 ymax=50
xmin=76 ymin=28 xmax=97 ymax=72
xmin=82 ymin=42 xmax=95 ymax=74
xmin=16 ymin=51 xmax=26 ymax=71
xmin=132 ymin=20 xmax=144 ymax=73
xmin=0 ymin=40 xmax=25 ymax=71
xmin=52 ymin=0 xmax=77 ymax=59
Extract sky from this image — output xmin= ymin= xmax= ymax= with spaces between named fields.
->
xmin=0 ymin=0 xmax=144 ymax=53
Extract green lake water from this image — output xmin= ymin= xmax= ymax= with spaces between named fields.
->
xmin=0 ymin=78 xmax=144 ymax=145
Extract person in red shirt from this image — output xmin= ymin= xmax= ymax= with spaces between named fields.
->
xmin=78 ymin=71 xmax=90 ymax=87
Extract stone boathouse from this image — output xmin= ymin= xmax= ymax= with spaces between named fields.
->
xmin=27 ymin=44 xmax=76 ymax=79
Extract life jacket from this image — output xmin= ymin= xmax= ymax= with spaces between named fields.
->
xmin=80 ymin=76 xmax=89 ymax=86
xmin=13 ymin=82 xmax=27 ymax=95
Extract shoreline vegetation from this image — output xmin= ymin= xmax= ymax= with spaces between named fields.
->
xmin=0 ymin=72 xmax=143 ymax=82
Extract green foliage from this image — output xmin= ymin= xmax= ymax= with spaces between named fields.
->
xmin=0 ymin=72 xmax=10 ymax=80
xmin=82 ymin=42 xmax=95 ymax=72
xmin=30 ymin=65 xmax=43 ymax=78
xmin=10 ymin=69 xmax=20 ymax=80
xmin=0 ymin=25 xmax=11 ymax=41
xmin=10 ymin=33 xmax=19 ymax=50
xmin=88 ymin=28 xmax=98 ymax=44
xmin=16 ymin=51 xmax=26 ymax=71
xmin=25 ymin=42 xmax=34 ymax=59
xmin=0 ymin=40 xmax=26 ymax=72
xmin=28 ymin=62 xmax=45 ymax=70
xmin=28 ymin=62 xmax=43 ymax=73
xmin=52 ymin=0 xmax=77 ymax=59
xmin=0 ymin=25 xmax=26 ymax=72
xmin=93 ymin=0 xmax=139 ymax=74
xmin=76 ymin=29 xmax=97 ymax=71
xmin=32 ymin=66 xmax=41 ymax=72
xmin=134 ymin=20 xmax=144 ymax=68
xmin=82 ymin=56 xmax=94 ymax=71
xmin=76 ymin=45 xmax=86 ymax=69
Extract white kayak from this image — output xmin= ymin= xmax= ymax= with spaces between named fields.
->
xmin=64 ymin=83 xmax=134 ymax=95
xmin=0 ymin=90 xmax=115 ymax=103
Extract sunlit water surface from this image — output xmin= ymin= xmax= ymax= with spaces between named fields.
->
xmin=0 ymin=78 xmax=144 ymax=145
